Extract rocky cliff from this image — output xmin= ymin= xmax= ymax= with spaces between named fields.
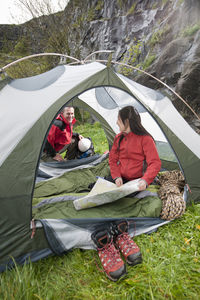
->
xmin=0 ymin=0 xmax=200 ymax=125
xmin=63 ymin=0 xmax=200 ymax=119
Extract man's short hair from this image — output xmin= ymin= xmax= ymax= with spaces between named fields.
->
xmin=62 ymin=106 xmax=74 ymax=113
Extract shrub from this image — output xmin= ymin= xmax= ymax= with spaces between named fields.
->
xmin=13 ymin=37 xmax=30 ymax=55
xmin=143 ymin=54 xmax=156 ymax=69
xmin=149 ymin=25 xmax=170 ymax=47
xmin=119 ymin=39 xmax=143 ymax=76
xmin=127 ymin=3 xmax=136 ymax=15
xmin=182 ymin=24 xmax=200 ymax=37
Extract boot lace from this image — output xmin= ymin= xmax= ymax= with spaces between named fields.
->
xmin=98 ymin=240 xmax=122 ymax=269
xmin=117 ymin=232 xmax=138 ymax=254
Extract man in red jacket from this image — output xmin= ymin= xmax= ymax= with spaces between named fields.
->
xmin=43 ymin=107 xmax=83 ymax=161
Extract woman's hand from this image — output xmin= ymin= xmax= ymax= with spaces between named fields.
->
xmin=115 ymin=177 xmax=123 ymax=187
xmin=138 ymin=179 xmax=147 ymax=191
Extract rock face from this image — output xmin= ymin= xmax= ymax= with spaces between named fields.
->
xmin=0 ymin=0 xmax=200 ymax=119
xmin=63 ymin=0 xmax=200 ymax=118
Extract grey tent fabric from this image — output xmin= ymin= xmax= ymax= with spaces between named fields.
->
xmin=9 ymin=65 xmax=65 ymax=91
xmin=39 ymin=218 xmax=170 ymax=256
xmin=38 ymin=152 xmax=109 ymax=179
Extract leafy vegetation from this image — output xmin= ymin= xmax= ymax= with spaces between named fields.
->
xmin=149 ymin=25 xmax=170 ymax=47
xmin=0 ymin=55 xmax=59 ymax=79
xmin=0 ymin=35 xmax=15 ymax=54
xmin=87 ymin=8 xmax=95 ymax=22
xmin=13 ymin=37 xmax=31 ymax=55
xmin=0 ymin=0 xmax=72 ymax=76
xmin=127 ymin=3 xmax=136 ymax=15
xmin=46 ymin=30 xmax=70 ymax=55
xmin=151 ymin=2 xmax=158 ymax=9
xmin=117 ymin=0 xmax=124 ymax=10
xmin=95 ymin=0 xmax=104 ymax=11
xmin=181 ymin=24 xmax=200 ymax=37
xmin=143 ymin=54 xmax=156 ymax=70
xmin=162 ymin=0 xmax=168 ymax=6
xmin=118 ymin=40 xmax=156 ymax=74
xmin=119 ymin=39 xmax=143 ymax=76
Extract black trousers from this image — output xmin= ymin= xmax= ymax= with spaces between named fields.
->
xmin=63 ymin=136 xmax=79 ymax=160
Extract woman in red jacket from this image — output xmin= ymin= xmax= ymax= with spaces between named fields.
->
xmin=109 ymin=105 xmax=161 ymax=190
xmin=91 ymin=106 xmax=161 ymax=282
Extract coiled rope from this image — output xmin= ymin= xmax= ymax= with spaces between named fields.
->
xmin=158 ymin=170 xmax=186 ymax=220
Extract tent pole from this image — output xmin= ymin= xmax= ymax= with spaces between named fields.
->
xmin=0 ymin=53 xmax=81 ymax=73
xmin=0 ymin=51 xmax=199 ymax=121
xmin=89 ymin=59 xmax=200 ymax=121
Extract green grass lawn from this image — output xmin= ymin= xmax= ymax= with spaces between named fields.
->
xmin=0 ymin=122 xmax=200 ymax=300
xmin=60 ymin=122 xmax=109 ymax=159
xmin=0 ymin=204 xmax=200 ymax=300
xmin=75 ymin=122 xmax=109 ymax=154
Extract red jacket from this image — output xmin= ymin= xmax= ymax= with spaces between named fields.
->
xmin=109 ymin=132 xmax=161 ymax=185
xmin=46 ymin=114 xmax=76 ymax=155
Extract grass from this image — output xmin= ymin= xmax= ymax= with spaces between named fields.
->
xmin=75 ymin=121 xmax=109 ymax=154
xmin=1 ymin=122 xmax=200 ymax=299
xmin=0 ymin=204 xmax=200 ymax=299
xmin=60 ymin=121 xmax=109 ymax=159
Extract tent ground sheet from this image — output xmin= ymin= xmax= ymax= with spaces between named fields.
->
xmin=33 ymin=159 xmax=162 ymax=219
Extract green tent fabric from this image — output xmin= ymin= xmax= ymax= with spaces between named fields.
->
xmin=34 ymin=159 xmax=110 ymax=199
xmin=33 ymin=196 xmax=162 ymax=219
xmin=33 ymin=158 xmax=162 ymax=219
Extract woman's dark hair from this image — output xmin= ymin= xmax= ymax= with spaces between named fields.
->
xmin=119 ymin=106 xmax=151 ymax=136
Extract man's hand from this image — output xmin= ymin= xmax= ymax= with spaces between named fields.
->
xmin=53 ymin=153 xmax=64 ymax=162
xmin=79 ymin=135 xmax=84 ymax=140
xmin=138 ymin=179 xmax=147 ymax=191
xmin=115 ymin=177 xmax=123 ymax=187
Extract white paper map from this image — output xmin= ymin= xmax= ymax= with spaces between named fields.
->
xmin=73 ymin=177 xmax=140 ymax=210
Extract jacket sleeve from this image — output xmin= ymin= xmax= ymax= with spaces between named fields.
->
xmin=44 ymin=140 xmax=56 ymax=157
xmin=45 ymin=125 xmax=57 ymax=157
xmin=141 ymin=136 xmax=161 ymax=185
xmin=72 ymin=132 xmax=79 ymax=138
xmin=109 ymin=136 xmax=121 ymax=180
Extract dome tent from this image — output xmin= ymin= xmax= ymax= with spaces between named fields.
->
xmin=0 ymin=57 xmax=200 ymax=272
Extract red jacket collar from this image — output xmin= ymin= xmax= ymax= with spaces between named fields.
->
xmin=57 ymin=113 xmax=76 ymax=125
xmin=116 ymin=131 xmax=131 ymax=138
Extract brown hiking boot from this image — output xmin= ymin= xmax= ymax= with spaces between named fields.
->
xmin=91 ymin=229 xmax=126 ymax=281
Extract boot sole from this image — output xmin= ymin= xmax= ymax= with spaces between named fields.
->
xmin=127 ymin=253 xmax=142 ymax=266
xmin=106 ymin=269 xmax=127 ymax=282
xmin=105 ymin=265 xmax=127 ymax=282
